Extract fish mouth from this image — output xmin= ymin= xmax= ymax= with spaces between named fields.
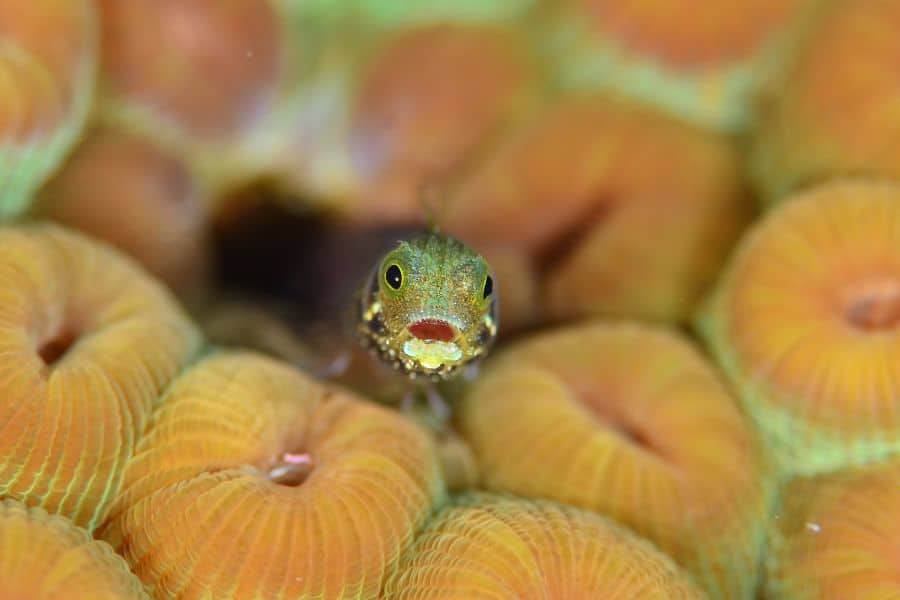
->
xmin=403 ymin=318 xmax=464 ymax=371
xmin=408 ymin=318 xmax=456 ymax=342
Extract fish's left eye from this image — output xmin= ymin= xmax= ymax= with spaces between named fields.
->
xmin=385 ymin=264 xmax=403 ymax=290
xmin=483 ymin=275 xmax=493 ymax=299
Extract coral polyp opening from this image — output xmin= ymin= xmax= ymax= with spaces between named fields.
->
xmin=265 ymin=452 xmax=315 ymax=487
xmin=611 ymin=421 xmax=654 ymax=452
xmin=843 ymin=280 xmax=900 ymax=332
xmin=37 ymin=328 xmax=79 ymax=368
xmin=583 ymin=395 xmax=656 ymax=453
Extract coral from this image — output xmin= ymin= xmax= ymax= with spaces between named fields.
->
xmin=37 ymin=128 xmax=212 ymax=302
xmin=698 ymin=179 xmax=900 ymax=474
xmin=433 ymin=428 xmax=480 ymax=493
xmin=0 ymin=499 xmax=148 ymax=599
xmin=345 ymin=23 xmax=534 ymax=222
xmin=0 ymin=0 xmax=97 ymax=217
xmin=291 ymin=0 xmax=537 ymax=30
xmin=100 ymin=351 xmax=445 ymax=599
xmin=542 ymin=0 xmax=814 ymax=131
xmin=8 ymin=3 xmax=900 ymax=596
xmin=752 ymin=0 xmax=900 ymax=202
xmin=95 ymin=0 xmax=285 ymax=188
xmin=443 ymin=94 xmax=751 ymax=325
xmin=475 ymin=244 xmax=538 ymax=333
xmin=384 ymin=492 xmax=705 ymax=599
xmin=766 ymin=460 xmax=900 ymax=598
xmin=98 ymin=0 xmax=281 ymax=139
xmin=0 ymin=224 xmax=202 ymax=531
xmin=458 ymin=321 xmax=771 ymax=598
xmin=277 ymin=22 xmax=535 ymax=220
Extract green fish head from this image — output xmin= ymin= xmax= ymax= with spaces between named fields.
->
xmin=357 ymin=231 xmax=498 ymax=379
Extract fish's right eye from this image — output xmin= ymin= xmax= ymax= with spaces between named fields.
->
xmin=483 ymin=275 xmax=494 ymax=299
xmin=385 ymin=264 xmax=403 ymax=290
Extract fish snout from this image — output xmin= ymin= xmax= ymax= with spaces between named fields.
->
xmin=408 ymin=318 xmax=457 ymax=342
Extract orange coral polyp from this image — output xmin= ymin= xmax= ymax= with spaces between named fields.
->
xmin=0 ymin=224 xmax=202 ymax=531
xmin=545 ymin=0 xmax=813 ymax=131
xmin=0 ymin=499 xmax=148 ymax=599
xmin=100 ymin=352 xmax=445 ymax=599
xmin=385 ymin=493 xmax=705 ymax=599
xmin=98 ymin=0 xmax=281 ymax=140
xmin=0 ymin=0 xmax=96 ymax=216
xmin=347 ymin=23 xmax=532 ymax=222
xmin=584 ymin=0 xmax=806 ymax=67
xmin=458 ymin=321 xmax=771 ymax=598
xmin=0 ymin=0 xmax=94 ymax=137
xmin=37 ymin=129 xmax=212 ymax=300
xmin=443 ymin=95 xmax=749 ymax=324
xmin=766 ymin=461 xmax=900 ymax=598
xmin=752 ymin=0 xmax=900 ymax=201
xmin=698 ymin=179 xmax=900 ymax=473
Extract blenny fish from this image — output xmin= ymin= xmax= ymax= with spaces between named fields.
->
xmin=356 ymin=230 xmax=498 ymax=381
xmin=207 ymin=199 xmax=498 ymax=406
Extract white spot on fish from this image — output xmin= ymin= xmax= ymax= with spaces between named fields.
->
xmin=403 ymin=339 xmax=462 ymax=369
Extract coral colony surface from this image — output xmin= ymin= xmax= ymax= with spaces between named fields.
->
xmin=3 ymin=1 xmax=900 ymax=599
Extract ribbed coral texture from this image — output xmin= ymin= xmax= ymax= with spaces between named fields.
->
xmin=699 ymin=180 xmax=900 ymax=474
xmin=0 ymin=224 xmax=201 ymax=531
xmin=0 ymin=499 xmax=148 ymax=599
xmin=458 ymin=321 xmax=772 ymax=598
xmin=385 ymin=492 xmax=706 ymax=598
xmin=100 ymin=352 xmax=446 ymax=599
xmin=766 ymin=461 xmax=900 ymax=598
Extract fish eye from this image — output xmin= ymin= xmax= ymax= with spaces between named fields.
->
xmin=385 ymin=264 xmax=403 ymax=290
xmin=483 ymin=275 xmax=493 ymax=299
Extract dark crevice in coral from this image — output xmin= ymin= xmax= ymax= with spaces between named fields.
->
xmin=212 ymin=189 xmax=419 ymax=320
xmin=596 ymin=411 xmax=659 ymax=456
xmin=610 ymin=421 xmax=653 ymax=449
xmin=572 ymin=383 xmax=668 ymax=461
xmin=38 ymin=328 xmax=79 ymax=368
xmin=534 ymin=196 xmax=611 ymax=273
xmin=845 ymin=283 xmax=900 ymax=331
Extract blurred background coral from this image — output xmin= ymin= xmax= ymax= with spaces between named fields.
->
xmin=2 ymin=0 xmax=900 ymax=598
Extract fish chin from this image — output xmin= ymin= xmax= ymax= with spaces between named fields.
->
xmin=403 ymin=338 xmax=463 ymax=370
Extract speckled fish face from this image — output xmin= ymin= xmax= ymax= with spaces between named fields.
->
xmin=357 ymin=231 xmax=498 ymax=379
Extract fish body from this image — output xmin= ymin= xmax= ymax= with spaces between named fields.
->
xmin=356 ymin=230 xmax=498 ymax=381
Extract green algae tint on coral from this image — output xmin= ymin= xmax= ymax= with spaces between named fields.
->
xmin=100 ymin=351 xmax=445 ymax=599
xmin=0 ymin=499 xmax=148 ymax=599
xmin=698 ymin=179 xmax=900 ymax=475
xmin=751 ymin=0 xmax=900 ymax=203
xmin=766 ymin=460 xmax=900 ymax=599
xmin=292 ymin=0 xmax=537 ymax=29
xmin=543 ymin=0 xmax=815 ymax=131
xmin=0 ymin=0 xmax=97 ymax=218
xmin=0 ymin=224 xmax=202 ymax=531
xmin=385 ymin=493 xmax=705 ymax=599
xmin=458 ymin=321 xmax=773 ymax=599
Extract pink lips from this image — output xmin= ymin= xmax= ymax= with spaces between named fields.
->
xmin=408 ymin=319 xmax=455 ymax=342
